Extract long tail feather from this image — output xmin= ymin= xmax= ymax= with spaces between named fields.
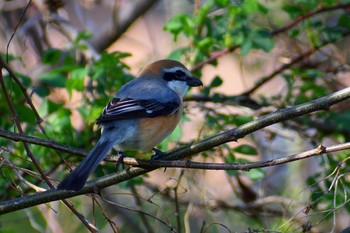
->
xmin=57 ymin=138 xmax=115 ymax=191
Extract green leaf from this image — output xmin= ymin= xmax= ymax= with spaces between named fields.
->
xmin=258 ymin=3 xmax=268 ymax=14
xmin=1 ymin=52 xmax=17 ymax=62
xmin=282 ymin=4 xmax=304 ymax=19
xmin=210 ymin=76 xmax=223 ymax=88
xmin=233 ymin=145 xmax=258 ymax=155
xmin=17 ymin=105 xmax=36 ymax=124
xmin=77 ymin=105 xmax=90 ymax=122
xmin=74 ymin=31 xmax=93 ymax=43
xmin=242 ymin=0 xmax=260 ymax=14
xmin=242 ymin=0 xmax=267 ymax=14
xmin=214 ymin=0 xmax=229 ymax=7
xmin=90 ymin=106 xmax=104 ymax=122
xmin=246 ymin=168 xmax=265 ymax=181
xmin=39 ymin=72 xmax=66 ymax=87
xmin=35 ymin=86 xmax=50 ymax=97
xmin=164 ymin=14 xmax=194 ymax=41
xmin=17 ymin=73 xmax=31 ymax=87
xmin=232 ymin=115 xmax=253 ymax=126
xmin=252 ymin=30 xmax=274 ymax=52
xmin=338 ymin=14 xmax=350 ymax=29
xmin=168 ymin=47 xmax=189 ymax=60
xmin=241 ymin=39 xmax=253 ymax=55
xmin=47 ymin=100 xmax=64 ymax=114
xmin=66 ymin=68 xmax=87 ymax=97
xmin=42 ymin=49 xmax=62 ymax=65
xmin=197 ymin=38 xmax=214 ymax=51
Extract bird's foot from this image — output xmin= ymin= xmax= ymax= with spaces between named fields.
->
xmin=115 ymin=151 xmax=125 ymax=171
xmin=150 ymin=148 xmax=165 ymax=161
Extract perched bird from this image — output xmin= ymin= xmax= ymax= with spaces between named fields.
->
xmin=57 ymin=60 xmax=202 ymax=191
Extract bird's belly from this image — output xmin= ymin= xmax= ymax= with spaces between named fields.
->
xmin=134 ymin=113 xmax=181 ymax=151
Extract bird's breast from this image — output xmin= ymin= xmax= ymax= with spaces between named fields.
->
xmin=135 ymin=110 xmax=182 ymax=151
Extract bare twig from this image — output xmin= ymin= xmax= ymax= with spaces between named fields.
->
xmin=190 ymin=47 xmax=234 ymax=72
xmin=272 ymin=3 xmax=350 ymax=35
xmin=184 ymin=93 xmax=262 ymax=110
xmin=125 ymin=143 xmax=349 ymax=170
xmin=6 ymin=0 xmax=32 ymax=63
xmin=0 ymin=128 xmax=88 ymax=157
xmin=174 ymin=170 xmax=184 ymax=233
xmin=130 ymin=186 xmax=154 ymax=233
xmin=0 ymin=47 xmax=43 ymax=125
xmin=242 ymin=31 xmax=350 ymax=96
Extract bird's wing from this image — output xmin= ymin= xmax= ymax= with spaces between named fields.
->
xmin=96 ymin=97 xmax=180 ymax=124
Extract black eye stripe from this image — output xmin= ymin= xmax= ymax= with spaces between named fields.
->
xmin=164 ymin=70 xmax=186 ymax=81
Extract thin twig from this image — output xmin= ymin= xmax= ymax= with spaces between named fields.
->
xmin=6 ymin=0 xmax=32 ymax=63
xmin=0 ymin=128 xmax=88 ymax=156
xmin=0 ymin=47 xmax=43 ymax=125
xmin=271 ymin=3 xmax=350 ymax=35
xmin=242 ymin=31 xmax=350 ymax=96
xmin=174 ymin=170 xmax=184 ymax=233
xmin=126 ymin=143 xmax=347 ymax=170
xmin=130 ymin=186 xmax=154 ymax=233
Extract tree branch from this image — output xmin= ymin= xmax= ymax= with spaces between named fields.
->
xmin=124 ymin=143 xmax=349 ymax=170
xmin=242 ymin=31 xmax=350 ymax=96
xmin=1 ymin=86 xmax=350 ymax=214
xmin=271 ymin=3 xmax=350 ymax=35
xmin=0 ymin=49 xmax=43 ymax=125
xmin=0 ymin=128 xmax=88 ymax=157
xmin=184 ymin=94 xmax=262 ymax=110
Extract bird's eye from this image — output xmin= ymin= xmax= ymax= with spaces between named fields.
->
xmin=174 ymin=70 xmax=185 ymax=79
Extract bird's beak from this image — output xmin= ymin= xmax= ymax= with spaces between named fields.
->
xmin=186 ymin=76 xmax=203 ymax=87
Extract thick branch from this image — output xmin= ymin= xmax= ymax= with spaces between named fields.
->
xmin=1 ymin=87 xmax=350 ymax=214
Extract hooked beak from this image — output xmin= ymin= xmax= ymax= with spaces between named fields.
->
xmin=186 ymin=76 xmax=203 ymax=87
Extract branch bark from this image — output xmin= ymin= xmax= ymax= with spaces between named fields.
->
xmin=1 ymin=86 xmax=350 ymax=214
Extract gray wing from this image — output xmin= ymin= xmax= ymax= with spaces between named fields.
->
xmin=96 ymin=78 xmax=181 ymax=124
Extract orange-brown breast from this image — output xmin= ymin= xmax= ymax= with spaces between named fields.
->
xmin=136 ymin=110 xmax=181 ymax=151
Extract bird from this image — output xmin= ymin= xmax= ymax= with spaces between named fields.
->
xmin=57 ymin=59 xmax=202 ymax=191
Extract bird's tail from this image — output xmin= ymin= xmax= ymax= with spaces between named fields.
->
xmin=57 ymin=138 xmax=116 ymax=191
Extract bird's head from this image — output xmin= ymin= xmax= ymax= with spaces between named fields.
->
xmin=139 ymin=60 xmax=202 ymax=97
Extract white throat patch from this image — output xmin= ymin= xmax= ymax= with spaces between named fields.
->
xmin=167 ymin=80 xmax=189 ymax=98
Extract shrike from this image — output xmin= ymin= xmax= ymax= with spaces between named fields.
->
xmin=57 ymin=60 xmax=202 ymax=191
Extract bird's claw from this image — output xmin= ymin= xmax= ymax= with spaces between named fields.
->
xmin=115 ymin=151 xmax=125 ymax=171
xmin=150 ymin=148 xmax=165 ymax=161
